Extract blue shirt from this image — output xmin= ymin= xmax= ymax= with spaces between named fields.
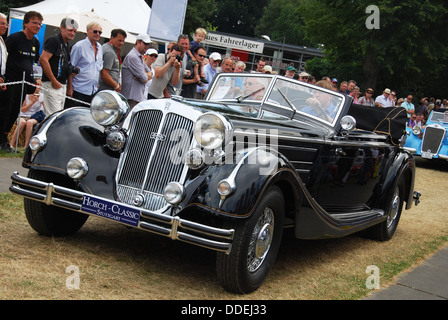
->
xmin=301 ymin=102 xmax=337 ymax=121
xmin=197 ymin=63 xmax=218 ymax=93
xmin=70 ymin=37 xmax=103 ymax=95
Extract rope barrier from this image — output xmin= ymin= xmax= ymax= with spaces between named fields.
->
xmin=1 ymin=79 xmax=92 ymax=106
xmin=1 ymin=79 xmax=91 ymax=154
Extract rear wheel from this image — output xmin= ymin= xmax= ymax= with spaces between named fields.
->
xmin=216 ymin=186 xmax=285 ymax=294
xmin=24 ymin=169 xmax=88 ymax=237
xmin=370 ymin=179 xmax=404 ymax=241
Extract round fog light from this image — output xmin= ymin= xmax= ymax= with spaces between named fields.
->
xmin=67 ymin=157 xmax=89 ymax=180
xmin=218 ymin=180 xmax=234 ymax=196
xmin=29 ymin=136 xmax=45 ymax=151
xmin=163 ymin=182 xmax=185 ymax=205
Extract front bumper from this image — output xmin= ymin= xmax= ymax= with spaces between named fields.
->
xmin=10 ymin=172 xmax=234 ymax=254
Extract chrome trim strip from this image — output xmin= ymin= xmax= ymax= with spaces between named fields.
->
xmin=11 ymin=172 xmax=234 ymax=254
xmin=234 ymin=129 xmax=390 ymax=148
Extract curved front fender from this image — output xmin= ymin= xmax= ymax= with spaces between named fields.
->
xmin=181 ymin=147 xmax=303 ymax=218
xmin=23 ymin=107 xmax=119 ymax=198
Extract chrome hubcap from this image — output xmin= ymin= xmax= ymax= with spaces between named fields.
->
xmin=387 ymin=187 xmax=400 ymax=228
xmin=247 ymin=207 xmax=274 ymax=272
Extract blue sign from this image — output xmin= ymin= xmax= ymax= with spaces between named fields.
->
xmin=81 ymin=195 xmax=141 ymax=227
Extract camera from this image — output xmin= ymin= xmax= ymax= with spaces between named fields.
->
xmin=175 ymin=55 xmax=183 ymax=63
xmin=68 ymin=64 xmax=80 ymax=75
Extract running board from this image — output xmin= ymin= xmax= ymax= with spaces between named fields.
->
xmin=329 ymin=209 xmax=385 ymax=224
xmin=295 ymin=206 xmax=385 ymax=240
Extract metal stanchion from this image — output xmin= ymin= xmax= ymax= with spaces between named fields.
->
xmin=13 ymin=72 xmax=26 ymax=154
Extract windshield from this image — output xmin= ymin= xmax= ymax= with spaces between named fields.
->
xmin=430 ymin=110 xmax=448 ymax=123
xmin=207 ymin=74 xmax=344 ymax=125
xmin=208 ymin=74 xmax=273 ymax=102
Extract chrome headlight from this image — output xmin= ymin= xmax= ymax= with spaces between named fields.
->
xmin=90 ymin=90 xmax=129 ymax=127
xmin=412 ymin=126 xmax=422 ymax=136
xmin=193 ymin=113 xmax=234 ymax=150
xmin=340 ymin=115 xmax=356 ymax=131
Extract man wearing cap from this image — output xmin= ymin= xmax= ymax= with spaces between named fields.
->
xmin=99 ymin=29 xmax=127 ymax=93
xmin=147 ymin=43 xmax=183 ymax=100
xmin=196 ymin=52 xmax=221 ymax=99
xmin=285 ymin=66 xmax=296 ymax=79
xmin=375 ymin=88 xmax=393 ymax=108
xmin=39 ymin=18 xmax=78 ymax=114
xmin=68 ymin=22 xmax=104 ymax=105
xmin=121 ymin=33 xmax=152 ymax=107
xmin=143 ymin=48 xmax=158 ymax=99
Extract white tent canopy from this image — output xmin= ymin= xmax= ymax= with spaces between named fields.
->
xmin=35 ymin=11 xmax=137 ymax=43
xmin=9 ymin=0 xmax=151 ymax=35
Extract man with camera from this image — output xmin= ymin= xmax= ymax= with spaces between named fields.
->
xmin=121 ymin=33 xmax=152 ymax=108
xmin=40 ymin=17 xmax=79 ymax=115
xmin=146 ymin=43 xmax=183 ymax=99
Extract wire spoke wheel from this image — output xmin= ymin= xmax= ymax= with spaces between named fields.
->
xmin=247 ymin=207 xmax=274 ymax=273
xmin=216 ymin=186 xmax=284 ymax=294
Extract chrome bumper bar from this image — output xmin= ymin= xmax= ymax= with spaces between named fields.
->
xmin=10 ymin=172 xmax=234 ymax=254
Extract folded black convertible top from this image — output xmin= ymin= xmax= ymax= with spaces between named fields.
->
xmin=348 ymin=104 xmax=408 ymax=145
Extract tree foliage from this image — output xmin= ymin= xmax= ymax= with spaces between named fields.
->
xmin=212 ymin=0 xmax=269 ymax=37
xmin=300 ymin=0 xmax=448 ymax=97
xmin=255 ymin=0 xmax=312 ymax=46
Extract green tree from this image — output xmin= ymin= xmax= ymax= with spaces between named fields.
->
xmin=182 ymin=0 xmax=218 ymax=35
xmin=212 ymin=0 xmax=269 ymax=37
xmin=300 ymin=0 xmax=448 ymax=97
xmin=0 ymin=0 xmax=38 ymax=15
xmin=255 ymin=0 xmax=313 ymax=46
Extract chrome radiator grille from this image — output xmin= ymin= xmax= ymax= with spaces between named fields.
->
xmin=116 ymin=110 xmax=194 ymax=211
xmin=421 ymin=126 xmax=445 ymax=154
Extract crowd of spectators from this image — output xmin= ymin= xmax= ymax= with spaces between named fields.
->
xmin=1 ymin=10 xmax=447 ymax=152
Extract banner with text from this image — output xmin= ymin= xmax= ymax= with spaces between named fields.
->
xmin=204 ymin=32 xmax=264 ymax=54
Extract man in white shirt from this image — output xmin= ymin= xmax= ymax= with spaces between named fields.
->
xmin=68 ymin=22 xmax=104 ymax=105
xmin=375 ymin=88 xmax=393 ymax=108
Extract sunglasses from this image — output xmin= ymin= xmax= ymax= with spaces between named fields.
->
xmin=93 ymin=30 xmax=103 ymax=35
xmin=367 ymin=91 xmax=373 ymax=94
xmin=197 ymin=54 xmax=207 ymax=58
xmin=150 ymin=54 xmax=158 ymax=58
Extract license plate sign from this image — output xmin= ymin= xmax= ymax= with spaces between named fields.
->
xmin=81 ymin=195 xmax=140 ymax=227
xmin=421 ymin=151 xmax=433 ymax=159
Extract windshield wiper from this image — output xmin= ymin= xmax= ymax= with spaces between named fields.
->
xmin=277 ymin=88 xmax=297 ymax=119
xmin=236 ymin=86 xmax=265 ymax=103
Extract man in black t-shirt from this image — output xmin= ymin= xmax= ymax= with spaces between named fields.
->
xmin=40 ymin=18 xmax=78 ymax=114
xmin=1 ymin=11 xmax=42 ymax=152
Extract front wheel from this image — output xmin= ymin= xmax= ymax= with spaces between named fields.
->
xmin=24 ymin=169 xmax=88 ymax=237
xmin=216 ymin=186 xmax=285 ymax=294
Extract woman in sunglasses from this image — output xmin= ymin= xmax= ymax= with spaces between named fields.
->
xmin=358 ymin=88 xmax=375 ymax=107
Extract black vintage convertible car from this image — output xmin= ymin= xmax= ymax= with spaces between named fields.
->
xmin=11 ymin=73 xmax=421 ymax=294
